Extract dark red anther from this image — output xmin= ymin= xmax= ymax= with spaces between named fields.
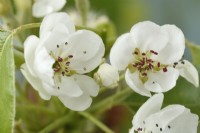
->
xmin=58 ymin=57 xmax=63 ymax=62
xmin=149 ymin=63 xmax=153 ymax=69
xmin=134 ymin=51 xmax=138 ymax=55
xmin=142 ymin=53 xmax=146 ymax=56
xmin=68 ymin=55 xmax=73 ymax=58
xmin=157 ymin=62 xmax=160 ymax=67
xmin=163 ymin=67 xmax=167 ymax=72
xmin=133 ymin=63 xmax=138 ymax=67
xmin=66 ymin=62 xmax=70 ymax=66
xmin=62 ymin=71 xmax=65 ymax=76
xmin=53 ymin=67 xmax=60 ymax=72
xmin=150 ymin=50 xmax=158 ymax=55
xmin=142 ymin=73 xmax=147 ymax=76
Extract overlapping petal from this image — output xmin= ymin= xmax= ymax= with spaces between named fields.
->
xmin=132 ymin=93 xmax=163 ymax=131
xmin=144 ymin=67 xmax=179 ymax=93
xmin=40 ymin=12 xmax=75 ymax=38
xmin=110 ymin=33 xmax=135 ymax=70
xmin=125 ymin=70 xmax=151 ymax=97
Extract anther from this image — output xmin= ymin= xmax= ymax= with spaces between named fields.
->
xmin=83 ymin=51 xmax=87 ymax=54
xmin=150 ymin=50 xmax=158 ymax=55
xmin=58 ymin=57 xmax=63 ymax=62
xmin=142 ymin=73 xmax=147 ymax=76
xmin=156 ymin=124 xmax=158 ymax=127
xmin=62 ymin=71 xmax=65 ymax=76
xmin=157 ymin=62 xmax=160 ymax=67
xmin=168 ymin=125 xmax=171 ymax=129
xmin=142 ymin=53 xmax=146 ymax=56
xmin=68 ymin=55 xmax=73 ymax=58
xmin=66 ymin=62 xmax=70 ymax=66
xmin=65 ymin=42 xmax=68 ymax=45
xmin=53 ymin=68 xmax=60 ymax=72
xmin=163 ymin=67 xmax=167 ymax=72
xmin=134 ymin=51 xmax=138 ymax=55
xmin=57 ymin=44 xmax=59 ymax=48
xmin=181 ymin=61 xmax=185 ymax=64
xmin=83 ymin=67 xmax=87 ymax=71
xmin=160 ymin=128 xmax=162 ymax=131
xmin=57 ymin=86 xmax=60 ymax=89
xmin=174 ymin=62 xmax=178 ymax=65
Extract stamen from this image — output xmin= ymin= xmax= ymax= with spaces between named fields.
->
xmin=150 ymin=50 xmax=158 ymax=55
xmin=58 ymin=57 xmax=63 ymax=62
xmin=142 ymin=53 xmax=146 ymax=56
xmin=66 ymin=62 xmax=70 ymax=66
xmin=83 ymin=51 xmax=87 ymax=54
xmin=62 ymin=71 xmax=65 ymax=76
xmin=57 ymin=44 xmax=59 ymax=48
xmin=163 ymin=67 xmax=167 ymax=72
xmin=134 ymin=51 xmax=138 ymax=55
xmin=65 ymin=42 xmax=68 ymax=45
xmin=68 ymin=55 xmax=73 ymax=58
xmin=142 ymin=73 xmax=147 ymax=76
xmin=157 ymin=62 xmax=160 ymax=67
xmin=181 ymin=61 xmax=185 ymax=64
xmin=53 ymin=67 xmax=60 ymax=72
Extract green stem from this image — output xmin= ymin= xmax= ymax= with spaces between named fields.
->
xmin=79 ymin=112 xmax=115 ymax=133
xmin=39 ymin=112 xmax=74 ymax=133
xmin=90 ymin=88 xmax=132 ymax=112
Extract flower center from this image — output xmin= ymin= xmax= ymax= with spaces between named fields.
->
xmin=50 ymin=51 xmax=76 ymax=77
xmin=128 ymin=48 xmax=168 ymax=83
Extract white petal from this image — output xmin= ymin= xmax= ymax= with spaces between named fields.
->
xmin=66 ymin=30 xmax=105 ymax=74
xmin=144 ymin=67 xmax=179 ymax=93
xmin=40 ymin=12 xmax=75 ymax=38
xmin=176 ymin=60 xmax=199 ymax=87
xmin=110 ymin=33 xmax=135 ymax=70
xmin=130 ymin=21 xmax=168 ymax=52
xmin=21 ymin=64 xmax=51 ymax=100
xmin=145 ymin=105 xmax=186 ymax=132
xmin=97 ymin=63 xmax=119 ymax=87
xmin=132 ymin=93 xmax=163 ymax=131
xmin=58 ymin=94 xmax=92 ymax=111
xmin=33 ymin=0 xmax=66 ymax=18
xmin=166 ymin=109 xmax=199 ymax=133
xmin=24 ymin=35 xmax=39 ymax=77
xmin=153 ymin=24 xmax=185 ymax=64
xmin=34 ymin=47 xmax=55 ymax=86
xmin=71 ymin=74 xmax=99 ymax=97
xmin=37 ymin=31 xmax=69 ymax=53
xmin=56 ymin=76 xmax=83 ymax=97
xmin=125 ymin=70 xmax=151 ymax=97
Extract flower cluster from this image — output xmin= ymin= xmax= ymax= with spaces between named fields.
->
xmin=19 ymin=1 xmax=200 ymax=132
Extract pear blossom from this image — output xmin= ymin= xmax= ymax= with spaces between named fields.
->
xmin=32 ymin=0 xmax=66 ymax=18
xmin=21 ymin=12 xmax=105 ymax=111
xmin=95 ymin=63 xmax=119 ymax=88
xmin=129 ymin=93 xmax=199 ymax=133
xmin=110 ymin=21 xmax=199 ymax=97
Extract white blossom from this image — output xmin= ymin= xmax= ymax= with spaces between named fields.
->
xmin=110 ymin=21 xmax=199 ymax=97
xmin=21 ymin=12 xmax=105 ymax=111
xmin=32 ymin=0 xmax=66 ymax=18
xmin=129 ymin=93 xmax=199 ymax=133
xmin=95 ymin=63 xmax=119 ymax=88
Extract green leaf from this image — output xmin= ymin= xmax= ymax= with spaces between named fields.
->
xmin=186 ymin=40 xmax=200 ymax=65
xmin=0 ymin=31 xmax=15 ymax=133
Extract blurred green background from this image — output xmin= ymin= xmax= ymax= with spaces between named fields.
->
xmin=68 ymin=0 xmax=200 ymax=44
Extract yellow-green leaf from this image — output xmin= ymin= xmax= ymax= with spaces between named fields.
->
xmin=0 ymin=31 xmax=15 ymax=133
